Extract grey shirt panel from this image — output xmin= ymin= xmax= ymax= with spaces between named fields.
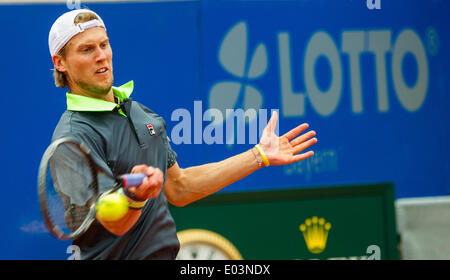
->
xmin=51 ymin=99 xmax=179 ymax=260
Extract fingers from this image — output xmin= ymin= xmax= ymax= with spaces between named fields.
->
xmin=282 ymin=123 xmax=309 ymax=141
xmin=262 ymin=111 xmax=278 ymax=136
xmin=130 ymin=164 xmax=148 ymax=174
xmin=269 ymin=111 xmax=278 ymax=135
xmin=292 ymin=151 xmax=315 ymax=162
xmin=128 ymin=166 xmax=164 ymax=200
xmin=131 ymin=164 xmax=156 ymax=176
xmin=292 ymin=137 xmax=317 ymax=154
xmin=290 ymin=130 xmax=316 ymax=146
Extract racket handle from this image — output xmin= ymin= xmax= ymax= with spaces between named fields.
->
xmin=121 ymin=173 xmax=147 ymax=187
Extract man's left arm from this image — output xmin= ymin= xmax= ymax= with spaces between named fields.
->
xmin=164 ymin=111 xmax=317 ymax=207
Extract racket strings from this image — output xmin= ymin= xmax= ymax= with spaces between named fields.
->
xmin=44 ymin=142 xmax=98 ymax=237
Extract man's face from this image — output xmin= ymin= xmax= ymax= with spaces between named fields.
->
xmin=55 ymin=27 xmax=114 ymax=98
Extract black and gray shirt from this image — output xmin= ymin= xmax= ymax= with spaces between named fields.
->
xmin=51 ymin=81 xmax=180 ymax=259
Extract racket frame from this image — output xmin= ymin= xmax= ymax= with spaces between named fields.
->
xmin=38 ymin=137 xmax=119 ymax=240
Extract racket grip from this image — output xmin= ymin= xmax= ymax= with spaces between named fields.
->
xmin=121 ymin=173 xmax=147 ymax=188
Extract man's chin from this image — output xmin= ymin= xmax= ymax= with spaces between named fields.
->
xmin=80 ymin=80 xmax=114 ymax=97
xmin=92 ymin=86 xmax=113 ymax=96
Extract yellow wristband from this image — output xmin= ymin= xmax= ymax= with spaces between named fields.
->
xmin=118 ymin=188 xmax=147 ymax=209
xmin=255 ymin=144 xmax=270 ymax=167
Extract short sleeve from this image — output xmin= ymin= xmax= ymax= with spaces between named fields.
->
xmin=167 ymin=143 xmax=177 ymax=169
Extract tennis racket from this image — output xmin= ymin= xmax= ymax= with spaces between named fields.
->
xmin=38 ymin=137 xmax=146 ymax=240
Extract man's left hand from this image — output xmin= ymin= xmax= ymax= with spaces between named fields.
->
xmin=258 ymin=111 xmax=317 ymax=166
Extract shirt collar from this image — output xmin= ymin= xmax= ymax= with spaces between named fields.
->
xmin=66 ymin=80 xmax=134 ymax=111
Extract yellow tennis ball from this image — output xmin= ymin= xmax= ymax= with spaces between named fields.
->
xmin=96 ymin=192 xmax=129 ymax=222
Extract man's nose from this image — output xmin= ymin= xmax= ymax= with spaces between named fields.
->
xmin=95 ymin=47 xmax=108 ymax=61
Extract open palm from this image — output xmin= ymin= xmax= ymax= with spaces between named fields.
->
xmin=259 ymin=111 xmax=317 ymax=166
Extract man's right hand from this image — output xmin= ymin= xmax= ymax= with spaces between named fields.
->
xmin=126 ymin=165 xmax=164 ymax=200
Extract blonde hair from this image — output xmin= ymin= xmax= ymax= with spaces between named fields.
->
xmin=53 ymin=12 xmax=100 ymax=88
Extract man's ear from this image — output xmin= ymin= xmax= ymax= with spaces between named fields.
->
xmin=52 ymin=55 xmax=66 ymax=72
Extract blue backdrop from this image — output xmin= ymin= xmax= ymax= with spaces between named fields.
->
xmin=0 ymin=0 xmax=448 ymax=259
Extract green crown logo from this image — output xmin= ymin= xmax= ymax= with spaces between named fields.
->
xmin=299 ymin=216 xmax=332 ymax=254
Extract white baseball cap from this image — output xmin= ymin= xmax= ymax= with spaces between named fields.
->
xmin=48 ymin=9 xmax=106 ymax=57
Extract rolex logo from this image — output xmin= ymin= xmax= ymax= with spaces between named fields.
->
xmin=299 ymin=216 xmax=332 ymax=254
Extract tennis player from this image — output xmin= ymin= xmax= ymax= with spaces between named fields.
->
xmin=49 ymin=9 xmax=317 ymax=259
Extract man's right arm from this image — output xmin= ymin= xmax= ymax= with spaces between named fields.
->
xmin=96 ymin=208 xmax=142 ymax=236
xmin=95 ymin=166 xmax=164 ymax=236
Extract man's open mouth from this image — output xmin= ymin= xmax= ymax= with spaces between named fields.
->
xmin=95 ymin=67 xmax=109 ymax=74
